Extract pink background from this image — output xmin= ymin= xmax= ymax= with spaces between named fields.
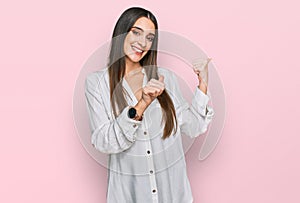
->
xmin=1 ymin=0 xmax=299 ymax=202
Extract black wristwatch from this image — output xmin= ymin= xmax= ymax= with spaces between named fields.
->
xmin=128 ymin=107 xmax=142 ymax=121
xmin=128 ymin=107 xmax=137 ymax=119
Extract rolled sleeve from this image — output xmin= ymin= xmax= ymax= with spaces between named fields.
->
xmin=115 ymin=106 xmax=141 ymax=142
xmin=85 ymin=72 xmax=142 ymax=154
xmin=161 ymin=68 xmax=214 ymax=138
xmin=192 ymin=88 xmax=210 ymax=116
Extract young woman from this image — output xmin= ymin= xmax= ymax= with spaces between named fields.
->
xmin=85 ymin=7 xmax=214 ymax=203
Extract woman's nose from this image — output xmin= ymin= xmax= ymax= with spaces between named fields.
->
xmin=137 ymin=35 xmax=147 ymax=48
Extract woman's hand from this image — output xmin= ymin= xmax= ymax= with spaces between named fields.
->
xmin=134 ymin=76 xmax=165 ymax=116
xmin=142 ymin=75 xmax=165 ymax=106
xmin=192 ymin=58 xmax=212 ymax=94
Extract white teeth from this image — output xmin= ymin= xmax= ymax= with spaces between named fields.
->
xmin=132 ymin=46 xmax=143 ymax=53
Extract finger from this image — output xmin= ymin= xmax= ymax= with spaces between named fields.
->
xmin=193 ymin=65 xmax=202 ymax=72
xmin=149 ymin=80 xmax=165 ymax=91
xmin=150 ymin=78 xmax=164 ymax=84
xmin=148 ymin=87 xmax=164 ymax=97
xmin=205 ymin=58 xmax=212 ymax=67
xmin=144 ymin=86 xmax=159 ymax=95
xmin=158 ymin=75 xmax=164 ymax=83
xmin=149 ymin=78 xmax=165 ymax=89
xmin=193 ymin=68 xmax=200 ymax=74
xmin=149 ymin=78 xmax=165 ymax=88
xmin=149 ymin=81 xmax=164 ymax=90
xmin=157 ymin=88 xmax=165 ymax=95
xmin=193 ymin=69 xmax=201 ymax=77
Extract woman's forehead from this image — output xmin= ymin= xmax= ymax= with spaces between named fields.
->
xmin=132 ymin=17 xmax=155 ymax=34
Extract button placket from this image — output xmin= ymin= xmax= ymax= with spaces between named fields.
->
xmin=143 ymin=115 xmax=158 ymax=202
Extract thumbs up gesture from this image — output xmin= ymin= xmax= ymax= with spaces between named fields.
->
xmin=142 ymin=75 xmax=165 ymax=106
xmin=192 ymin=57 xmax=212 ymax=86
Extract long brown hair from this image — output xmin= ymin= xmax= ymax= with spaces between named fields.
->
xmin=107 ymin=7 xmax=177 ymax=139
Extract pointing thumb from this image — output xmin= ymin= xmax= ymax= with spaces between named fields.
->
xmin=158 ymin=75 xmax=164 ymax=83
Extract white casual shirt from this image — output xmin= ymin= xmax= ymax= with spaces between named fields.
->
xmin=85 ymin=67 xmax=214 ymax=203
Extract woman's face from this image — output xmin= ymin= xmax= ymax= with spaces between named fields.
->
xmin=123 ymin=17 xmax=156 ymax=64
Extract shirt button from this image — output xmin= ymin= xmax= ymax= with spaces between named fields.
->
xmin=150 ymin=170 xmax=153 ymax=174
xmin=147 ymin=150 xmax=151 ymax=154
xmin=133 ymin=124 xmax=137 ymax=128
xmin=144 ymin=131 xmax=147 ymax=135
xmin=152 ymin=189 xmax=156 ymax=193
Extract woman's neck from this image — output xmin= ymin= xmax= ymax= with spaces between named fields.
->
xmin=124 ymin=57 xmax=142 ymax=76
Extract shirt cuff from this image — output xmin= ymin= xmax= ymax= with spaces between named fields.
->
xmin=116 ymin=106 xmax=142 ymax=142
xmin=192 ymin=87 xmax=210 ymax=116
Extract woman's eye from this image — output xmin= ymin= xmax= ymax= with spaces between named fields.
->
xmin=147 ymin=37 xmax=154 ymax=42
xmin=132 ymin=30 xmax=140 ymax=36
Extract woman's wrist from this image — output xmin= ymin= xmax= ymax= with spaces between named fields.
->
xmin=134 ymin=98 xmax=148 ymax=118
xmin=198 ymin=81 xmax=208 ymax=95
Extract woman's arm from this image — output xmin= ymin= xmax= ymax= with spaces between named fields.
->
xmin=85 ymin=73 xmax=141 ymax=154
xmin=166 ymin=70 xmax=214 ymax=138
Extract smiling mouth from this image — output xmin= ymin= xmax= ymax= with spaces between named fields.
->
xmin=131 ymin=45 xmax=144 ymax=55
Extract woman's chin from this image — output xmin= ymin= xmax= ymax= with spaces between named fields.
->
xmin=127 ymin=54 xmax=143 ymax=63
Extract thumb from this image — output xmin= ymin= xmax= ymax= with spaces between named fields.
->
xmin=158 ymin=75 xmax=164 ymax=83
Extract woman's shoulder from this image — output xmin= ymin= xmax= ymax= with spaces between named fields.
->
xmin=86 ymin=67 xmax=109 ymax=85
xmin=85 ymin=68 xmax=110 ymax=93
xmin=157 ymin=66 xmax=177 ymax=82
xmin=157 ymin=66 xmax=176 ymax=77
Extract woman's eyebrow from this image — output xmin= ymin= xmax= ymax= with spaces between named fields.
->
xmin=131 ymin=26 xmax=143 ymax=31
xmin=131 ymin=26 xmax=155 ymax=35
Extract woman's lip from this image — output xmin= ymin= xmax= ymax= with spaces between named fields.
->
xmin=131 ymin=45 xmax=144 ymax=53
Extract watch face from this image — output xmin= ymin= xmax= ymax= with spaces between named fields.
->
xmin=128 ymin=107 xmax=137 ymax=119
